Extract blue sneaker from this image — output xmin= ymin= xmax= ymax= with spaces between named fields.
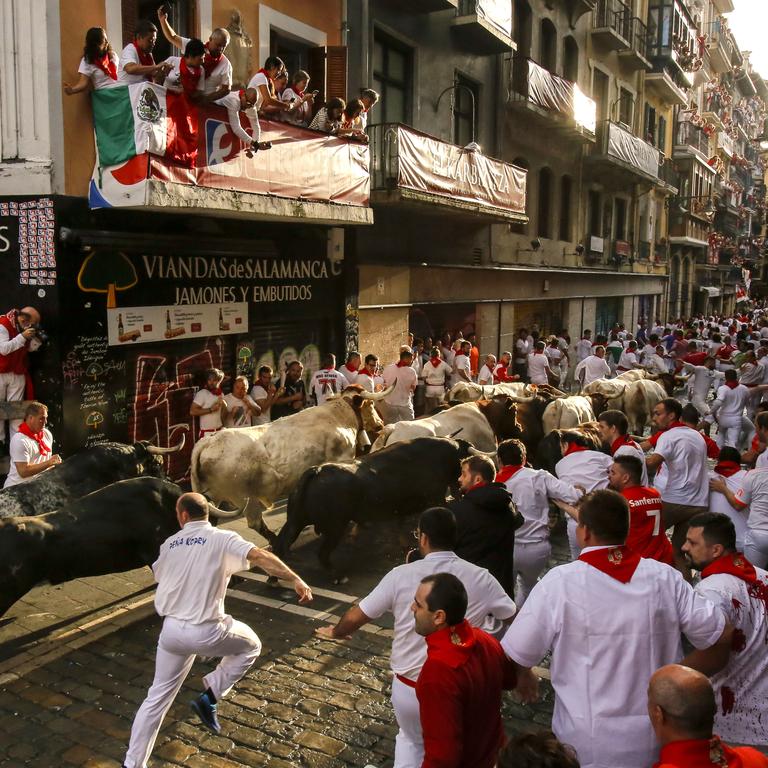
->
xmin=191 ymin=691 xmax=221 ymax=733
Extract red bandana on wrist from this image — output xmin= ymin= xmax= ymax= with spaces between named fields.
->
xmin=132 ymin=40 xmax=155 ymax=67
xmin=579 ymin=546 xmax=641 ymax=583
xmin=202 ymin=43 xmax=222 ymax=77
xmin=179 ymin=57 xmax=202 ymax=96
xmin=611 ymin=435 xmax=639 ymax=454
xmin=495 ymin=464 xmax=524 ymax=484
xmin=18 ymin=422 xmax=51 ymax=457
xmin=563 ymin=442 xmax=588 ymax=457
xmin=714 ymin=460 xmax=742 ymax=478
xmin=94 ymin=52 xmax=117 ymax=80
xmin=701 ymin=552 xmax=757 ymax=585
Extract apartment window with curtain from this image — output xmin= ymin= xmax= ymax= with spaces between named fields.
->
xmin=618 ymin=88 xmax=634 ymax=128
xmin=453 ymin=73 xmax=479 ymax=147
xmin=373 ymin=31 xmax=412 ymax=125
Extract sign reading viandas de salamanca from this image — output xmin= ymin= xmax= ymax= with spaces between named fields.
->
xmin=141 ymin=255 xmax=330 ymax=281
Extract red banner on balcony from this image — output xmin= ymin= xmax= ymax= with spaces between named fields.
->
xmin=395 ymin=126 xmax=526 ymax=216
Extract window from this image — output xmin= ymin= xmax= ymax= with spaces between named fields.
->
xmin=123 ymin=0 xmax=194 ymax=61
xmin=453 ymin=74 xmax=479 ymax=147
xmin=614 ymin=198 xmax=628 ymax=241
xmin=373 ymin=31 xmax=412 ymax=125
xmin=593 ymin=69 xmax=610 ymax=123
xmin=588 ymin=190 xmax=601 ymax=236
xmin=618 ymin=87 xmax=634 ymax=128
xmin=559 ymin=176 xmax=572 ymax=242
xmin=563 ymin=36 xmax=578 ymax=82
xmin=658 ymin=116 xmax=667 ymax=153
xmin=537 ymin=167 xmax=553 ymax=239
xmin=644 ymin=104 xmax=657 ymax=144
xmin=271 ymin=30 xmax=313 ymax=74
xmin=540 ymin=20 xmax=557 ymax=73
xmin=510 ymin=157 xmax=529 ymax=234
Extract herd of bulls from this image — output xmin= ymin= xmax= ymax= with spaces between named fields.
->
xmin=0 ymin=370 xmax=678 ymax=617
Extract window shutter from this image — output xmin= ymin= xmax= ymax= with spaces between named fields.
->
xmin=307 ymin=46 xmax=348 ymax=114
xmin=658 ymin=116 xmax=667 ymax=153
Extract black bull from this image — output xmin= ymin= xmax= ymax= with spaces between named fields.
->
xmin=535 ymin=423 xmax=605 ymax=474
xmin=0 ymin=478 xmax=182 ymax=617
xmin=274 ymin=437 xmax=479 ymax=571
xmin=0 ymin=440 xmax=182 ymax=519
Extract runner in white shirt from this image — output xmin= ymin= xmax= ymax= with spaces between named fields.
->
xmin=684 ymin=513 xmax=768 ymax=748
xmin=576 ymin=332 xmax=593 ymax=363
xmin=514 ymin=331 xmax=530 ymax=381
xmin=645 ymin=345 xmax=671 ymax=375
xmin=545 ymin=339 xmax=566 ymax=386
xmin=3 ymin=402 xmax=61 ymax=488
xmin=732 ymin=465 xmax=768 ymax=568
xmin=617 ymin=341 xmax=640 ymax=373
xmin=708 ymin=371 xmax=762 ymax=449
xmin=309 ymin=354 xmax=349 ymax=406
xmin=574 ymin=346 xmax=612 ymax=387
xmin=124 ymin=492 xmax=312 ymax=768
xmin=223 ymin=376 xmax=261 ymax=428
xmin=682 ymin=357 xmax=722 ymax=415
xmin=423 ymin=348 xmax=453 ymax=411
xmin=502 ymin=490 xmax=728 ymax=768
xmin=250 ymin=366 xmax=281 ymax=425
xmin=190 ymin=369 xmax=227 ymax=439
xmin=383 ymin=351 xmax=418 ymax=422
xmin=118 ymin=22 xmax=168 ymax=85
xmin=338 ymin=352 xmax=361 ymax=386
xmin=315 ymin=507 xmax=516 ymax=768
xmin=356 ymin=354 xmax=380 ymax=394
xmin=63 ymin=28 xmax=121 ymax=94
xmin=707 ymin=447 xmax=750 ymax=551
xmin=527 ymin=341 xmax=553 ymax=386
xmin=451 ymin=341 xmax=473 ymax=387
xmin=477 ymin=355 xmax=496 ymax=386
xmin=497 ymin=439 xmax=581 ymax=606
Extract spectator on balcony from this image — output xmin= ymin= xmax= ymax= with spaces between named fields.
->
xmin=161 ymin=38 xmax=207 ymax=101
xmin=157 ymin=6 xmax=232 ymax=100
xmin=213 ymin=87 xmax=273 ymax=153
xmin=247 ymin=57 xmax=294 ymax=120
xmin=309 ymin=97 xmax=346 ymax=134
xmin=336 ymin=99 xmax=368 ymax=142
xmin=64 ymin=27 xmax=120 ymax=94
xmin=118 ymin=20 xmax=169 ymax=85
xmin=260 ymin=70 xmax=289 ymax=119
xmin=359 ymin=88 xmax=380 ymax=129
xmin=280 ymin=70 xmax=315 ymax=127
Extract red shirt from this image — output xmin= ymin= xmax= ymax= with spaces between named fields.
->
xmin=417 ymin=620 xmax=517 ymax=768
xmin=493 ymin=363 xmax=513 ymax=383
xmin=620 ymin=485 xmax=674 ymax=565
xmin=683 ymin=351 xmax=709 ymax=366
xmin=654 ymin=737 xmax=768 ymax=767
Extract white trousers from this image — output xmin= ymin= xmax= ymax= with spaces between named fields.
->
xmin=567 ymin=517 xmax=581 ymax=560
xmin=513 ymin=539 xmax=551 ymax=608
xmin=690 ymin=393 xmax=710 ymax=417
xmin=0 ymin=372 xmax=25 ymax=441
xmin=716 ymin=418 xmax=743 ymax=449
xmin=124 ymin=615 xmax=261 ymax=768
xmin=744 ymin=529 xmax=768 ymax=570
xmin=391 ymin=675 xmax=423 ymax=768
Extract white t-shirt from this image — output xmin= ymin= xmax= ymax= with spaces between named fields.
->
xmin=247 ymin=70 xmax=270 ymax=94
xmin=250 ymin=384 xmax=272 ymax=425
xmin=545 ymin=346 xmax=564 ymax=368
xmin=382 ymin=363 xmax=418 ymax=407
xmin=309 ymin=368 xmax=348 ymax=406
xmin=3 ymin=428 xmax=53 ymax=488
xmin=118 ymin=42 xmax=152 ymax=85
xmin=355 ymin=371 xmax=376 ymax=393
xmin=423 ymin=360 xmax=453 ymax=396
xmin=78 ymin=52 xmax=121 ymax=90
xmin=652 ymin=426 xmax=709 ymax=506
xmin=683 ymin=363 xmax=721 ymax=401
xmin=514 ymin=338 xmax=530 ymax=363
xmin=527 ymin=352 xmax=550 ymax=385
xmin=576 ymin=339 xmax=593 ymax=362
xmin=555 ymin=450 xmax=612 ymax=493
xmin=193 ymin=388 xmax=223 ymax=432
xmin=711 ymin=383 xmax=750 ymax=423
xmin=696 ymin=567 xmax=768 ymax=744
xmin=477 ymin=364 xmax=494 ymax=386
xmin=213 ymin=91 xmax=259 ymax=143
xmin=575 ymin=355 xmax=611 ymax=385
xmin=502 ymin=553 xmax=725 ymax=768
xmin=338 ymin=365 xmax=359 ymax=386
xmin=180 ymin=37 xmax=231 ymax=94
xmin=645 ymin=354 xmax=669 ymax=376
xmin=452 ymin=353 xmax=471 ymax=386
xmin=279 ymin=86 xmax=312 ymax=125
xmin=162 ymin=56 xmax=206 ymax=94
xmin=223 ymin=393 xmax=258 ymax=428
xmin=358 ymin=550 xmax=516 ymax=680
xmin=153 ymin=520 xmax=253 ymax=623
xmin=708 ymin=469 xmax=749 ymax=550
xmin=617 ymin=350 xmax=638 ymax=370
xmin=735 ymin=468 xmax=768 ymax=534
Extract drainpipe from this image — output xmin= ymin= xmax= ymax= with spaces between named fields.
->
xmin=361 ymin=0 xmax=370 ymax=87
xmin=341 ymin=0 xmax=349 ymax=46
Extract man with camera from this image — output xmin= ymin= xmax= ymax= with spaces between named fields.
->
xmin=0 ymin=307 xmax=44 ymax=455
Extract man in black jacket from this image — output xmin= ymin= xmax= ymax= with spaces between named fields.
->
xmin=449 ymin=455 xmax=523 ymax=597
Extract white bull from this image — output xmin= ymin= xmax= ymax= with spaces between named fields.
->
xmin=583 ymin=378 xmax=628 ymax=411
xmin=624 ymin=379 xmax=667 ymax=434
xmin=446 ymin=381 xmax=531 ymax=403
xmin=190 ymin=386 xmax=392 ymax=541
xmin=542 ymin=396 xmax=596 ymax=433
xmin=616 ymin=369 xmax=650 ymax=382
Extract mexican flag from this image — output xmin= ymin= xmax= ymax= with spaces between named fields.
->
xmin=91 ymin=83 xmax=198 ymax=168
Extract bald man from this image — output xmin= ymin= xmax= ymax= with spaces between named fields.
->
xmin=0 ymin=306 xmax=42 ymax=452
xmin=648 ymin=664 xmax=768 ymax=767
xmin=123 ymin=492 xmax=313 ymax=768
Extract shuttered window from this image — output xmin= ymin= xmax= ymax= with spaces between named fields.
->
xmin=308 ymin=46 xmax=348 ymax=112
xmin=373 ymin=31 xmax=412 ymax=125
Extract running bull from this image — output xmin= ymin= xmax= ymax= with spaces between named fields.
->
xmin=191 ymin=384 xmax=392 ymax=543
xmin=274 ymin=436 xmax=492 ymax=577
xmin=0 ymin=477 xmax=240 ymax=617
xmin=0 ymin=437 xmax=185 ymax=519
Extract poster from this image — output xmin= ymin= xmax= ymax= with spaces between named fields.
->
xmin=0 ymin=197 xmax=57 ymax=285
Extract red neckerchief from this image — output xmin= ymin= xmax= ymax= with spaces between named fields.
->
xmin=179 ymin=57 xmax=202 ymax=96
xmin=611 ymin=435 xmax=639 ymax=454
xmin=563 ymin=442 xmax=588 ymax=457
xmin=207 ymin=386 xmax=222 ymax=396
xmin=464 ymin=480 xmax=486 ymax=494
xmin=202 ymin=42 xmax=222 ymax=77
xmin=396 ymin=360 xmax=411 ymax=368
xmin=424 ymin=620 xmax=475 ymax=669
xmin=495 ymin=464 xmax=524 ymax=484
xmin=725 ymin=380 xmax=739 ymax=389
xmin=256 ymin=67 xmax=275 ymax=94
xmin=18 ymin=421 xmax=51 ymax=457
xmin=93 ymin=52 xmax=117 ymax=80
xmin=579 ymin=545 xmax=641 ymax=583
xmin=237 ymin=88 xmax=246 ymax=107
xmin=702 ymin=552 xmax=757 ymax=585
xmin=132 ymin=40 xmax=155 ymax=67
xmin=345 ymin=363 xmax=358 ymax=373
xmin=654 ymin=736 xmax=744 ymax=768
xmin=0 ymin=309 xmax=20 ymax=337
xmin=429 ymin=357 xmax=442 ymax=368
xmin=714 ymin=460 xmax=742 ymax=478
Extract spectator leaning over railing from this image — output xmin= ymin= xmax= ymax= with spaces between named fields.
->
xmin=259 ymin=70 xmax=289 ymax=118
xmin=213 ymin=87 xmax=273 ymax=154
xmin=63 ymin=27 xmax=120 ymax=94
xmin=359 ymin=87 xmax=380 ymax=129
xmin=247 ymin=57 xmax=294 ymax=119
xmin=280 ymin=70 xmax=315 ymax=127
xmin=118 ymin=19 xmax=170 ymax=85
xmin=338 ymin=99 xmax=369 ymax=143
xmin=309 ymin=97 xmax=346 ymax=134
xmin=161 ymin=38 xmax=207 ymax=102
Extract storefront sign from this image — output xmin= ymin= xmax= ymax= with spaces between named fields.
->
xmin=395 ymin=126 xmax=526 ymax=216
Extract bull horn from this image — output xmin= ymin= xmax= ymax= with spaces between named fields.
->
xmin=468 ymin=447 xmax=497 ymax=457
xmin=480 ymin=386 xmax=486 ymax=399
xmin=208 ymin=497 xmax=249 ymax=520
xmin=358 ymin=383 xmax=396 ymax=400
xmin=146 ymin=433 xmax=186 ymax=455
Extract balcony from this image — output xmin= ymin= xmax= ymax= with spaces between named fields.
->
xmin=451 ymin=0 xmax=515 ymax=54
xmin=367 ymin=123 xmax=527 ymax=222
xmin=646 ymin=0 xmax=696 ymax=105
xmin=618 ymin=17 xmax=653 ymax=70
xmin=88 ymin=86 xmax=372 ymax=226
xmin=674 ymin=121 xmax=710 ymax=161
xmin=716 ymin=131 xmax=735 ymax=159
xmin=591 ymin=0 xmax=631 ymax=51
xmin=706 ymin=19 xmax=737 ymax=75
xmin=508 ymin=56 xmax=596 ymax=141
xmin=390 ymin=0 xmax=457 ymax=11
xmin=586 ymin=120 xmax=662 ymax=185
xmin=645 ymin=67 xmax=690 ymax=106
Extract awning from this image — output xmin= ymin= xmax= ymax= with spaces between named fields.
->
xmin=699 ymin=286 xmax=721 ymax=297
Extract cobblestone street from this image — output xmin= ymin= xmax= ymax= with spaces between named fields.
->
xmin=0 ymin=507 xmax=562 ymax=767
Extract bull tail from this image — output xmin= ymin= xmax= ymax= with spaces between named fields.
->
xmin=275 ymin=466 xmax=322 ymax=558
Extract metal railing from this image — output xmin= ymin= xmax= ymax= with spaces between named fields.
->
xmin=675 ymin=121 xmax=710 ymax=154
xmin=626 ymin=16 xmax=650 ymax=59
xmin=367 ymin=124 xmax=401 ymax=191
xmin=594 ymin=0 xmax=631 ymax=40
xmin=638 ymin=241 xmax=651 ymax=260
xmin=706 ymin=18 xmax=736 ymax=64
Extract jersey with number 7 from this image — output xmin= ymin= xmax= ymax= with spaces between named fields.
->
xmin=620 ymin=486 xmax=674 ymax=565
